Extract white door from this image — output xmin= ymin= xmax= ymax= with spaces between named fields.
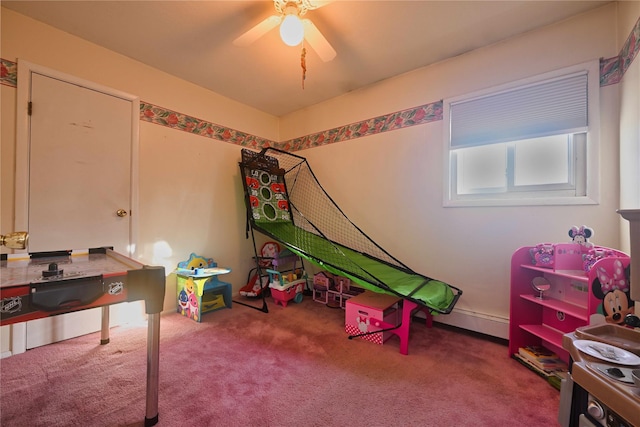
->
xmin=27 ymin=73 xmax=132 ymax=253
xmin=13 ymin=61 xmax=140 ymax=351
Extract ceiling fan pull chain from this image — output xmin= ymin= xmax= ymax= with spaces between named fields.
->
xmin=301 ymin=46 xmax=307 ymax=89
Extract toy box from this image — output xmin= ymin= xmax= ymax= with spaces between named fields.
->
xmin=345 ymin=291 xmax=401 ymax=345
xmin=175 ymin=253 xmax=232 ymax=322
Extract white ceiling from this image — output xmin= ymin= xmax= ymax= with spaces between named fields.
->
xmin=3 ymin=0 xmax=612 ymax=117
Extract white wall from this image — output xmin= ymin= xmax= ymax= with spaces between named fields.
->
xmin=0 ymin=8 xmax=279 ymax=354
xmin=618 ymin=2 xmax=640 ymax=214
xmin=282 ymin=3 xmax=624 ymax=336
xmin=1 ymin=3 xmax=636 ymax=355
xmin=617 ymin=1 xmax=640 ymax=313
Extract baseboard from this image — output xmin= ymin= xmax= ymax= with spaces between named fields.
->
xmin=417 ymin=307 xmax=509 ymax=340
xmin=1 ymin=350 xmax=13 ymax=359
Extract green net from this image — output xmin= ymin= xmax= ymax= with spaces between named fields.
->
xmin=239 ymin=148 xmax=460 ymax=313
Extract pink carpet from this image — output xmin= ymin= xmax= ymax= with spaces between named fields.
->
xmin=0 ymin=297 xmax=560 ymax=426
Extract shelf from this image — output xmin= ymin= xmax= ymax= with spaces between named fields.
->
xmin=520 ymin=264 xmax=588 ymax=282
xmin=519 ymin=294 xmax=588 ymax=320
xmin=519 ymin=324 xmax=564 ymax=349
xmin=510 ymin=244 xmax=629 ymax=369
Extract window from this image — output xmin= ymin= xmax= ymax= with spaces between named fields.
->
xmin=443 ymin=61 xmax=599 ymax=207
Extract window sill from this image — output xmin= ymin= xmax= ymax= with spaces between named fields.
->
xmin=443 ymin=196 xmax=599 ymax=208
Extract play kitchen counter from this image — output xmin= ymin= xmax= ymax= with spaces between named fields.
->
xmin=562 ymin=325 xmax=640 ymax=427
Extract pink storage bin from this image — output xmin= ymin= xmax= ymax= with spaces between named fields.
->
xmin=345 ymin=292 xmax=400 ymax=345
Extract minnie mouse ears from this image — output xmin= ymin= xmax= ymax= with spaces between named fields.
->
xmin=569 ymin=225 xmax=594 ymax=242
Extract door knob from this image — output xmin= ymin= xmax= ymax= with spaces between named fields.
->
xmin=116 ymin=209 xmax=128 ymax=217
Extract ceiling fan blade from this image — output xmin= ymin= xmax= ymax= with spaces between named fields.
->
xmin=302 ymin=19 xmax=336 ymax=62
xmin=233 ymin=15 xmax=281 ymax=47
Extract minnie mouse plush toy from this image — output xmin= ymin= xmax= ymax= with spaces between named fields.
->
xmin=568 ymin=225 xmax=594 ymax=248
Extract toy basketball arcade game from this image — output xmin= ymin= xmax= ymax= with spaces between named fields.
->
xmin=237 ymin=149 xmax=299 ymax=312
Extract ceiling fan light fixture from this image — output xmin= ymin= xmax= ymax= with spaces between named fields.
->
xmin=280 ymin=14 xmax=304 ymax=46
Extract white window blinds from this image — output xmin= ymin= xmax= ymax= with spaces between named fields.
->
xmin=450 ymin=71 xmax=588 ymax=149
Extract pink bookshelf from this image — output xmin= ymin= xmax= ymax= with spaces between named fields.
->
xmin=509 ymin=243 xmax=629 ymax=364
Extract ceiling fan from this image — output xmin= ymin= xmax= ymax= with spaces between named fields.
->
xmin=233 ymin=0 xmax=336 ymax=62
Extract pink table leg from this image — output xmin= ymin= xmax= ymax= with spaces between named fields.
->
xmin=391 ymin=300 xmax=433 ymax=355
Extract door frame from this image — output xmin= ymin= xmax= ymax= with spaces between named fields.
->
xmin=15 ymin=59 xmax=140 ymax=253
xmin=11 ymin=59 xmax=140 ymax=355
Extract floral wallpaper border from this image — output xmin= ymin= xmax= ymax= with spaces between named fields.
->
xmin=0 ymin=59 xmax=17 ymax=87
xmin=600 ymin=16 xmax=640 ymax=86
xmin=2 ymin=15 xmax=638 ymax=151
xmin=621 ymin=16 xmax=640 ymax=74
xmin=600 ymin=56 xmax=623 ymax=86
xmin=140 ymin=100 xmax=442 ymax=151
xmin=140 ymin=102 xmax=277 ymax=149
xmin=278 ymin=101 xmax=442 ymax=151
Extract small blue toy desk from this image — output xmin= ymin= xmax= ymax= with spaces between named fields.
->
xmin=175 ymin=254 xmax=232 ymax=322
